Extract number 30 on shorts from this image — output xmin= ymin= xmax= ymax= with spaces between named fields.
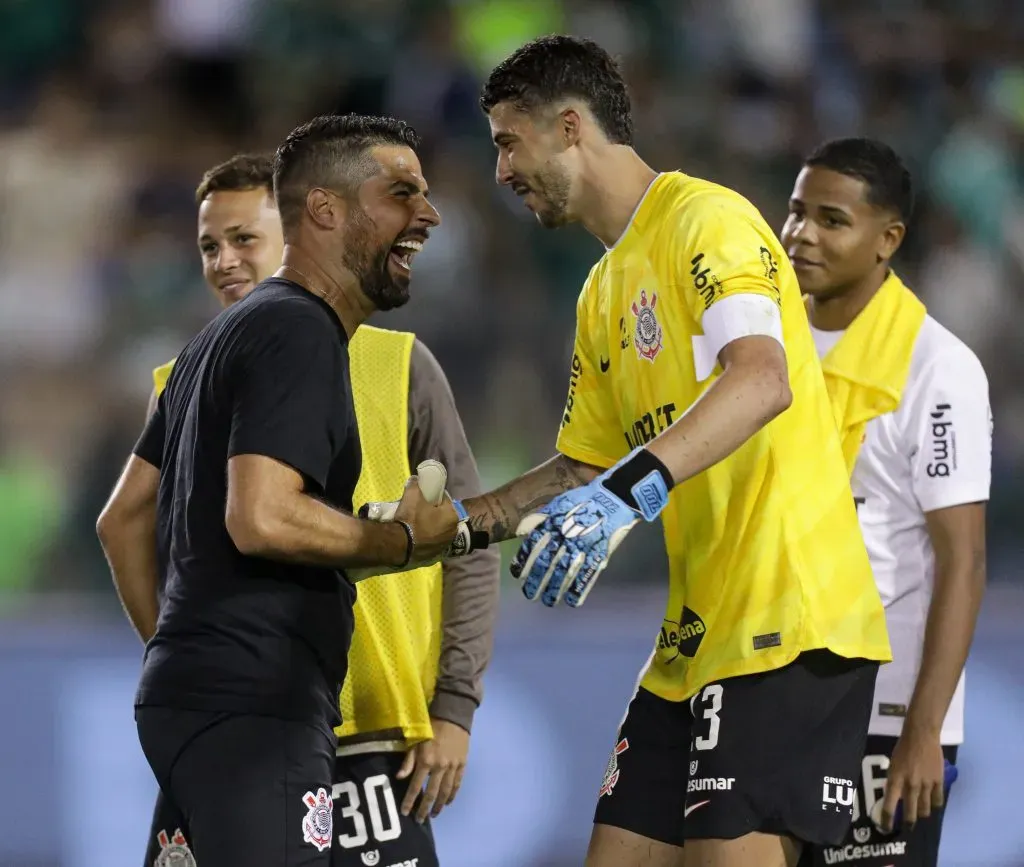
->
xmin=332 ymin=775 xmax=402 ymax=849
xmin=689 ymin=684 xmax=723 ymax=752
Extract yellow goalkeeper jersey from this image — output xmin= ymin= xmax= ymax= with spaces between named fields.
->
xmin=555 ymin=172 xmax=891 ymax=703
xmin=153 ymin=324 xmax=443 ymax=744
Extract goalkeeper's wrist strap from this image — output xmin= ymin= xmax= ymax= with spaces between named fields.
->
xmin=450 ymin=499 xmax=490 ymax=554
xmin=604 ymin=448 xmax=673 ymax=521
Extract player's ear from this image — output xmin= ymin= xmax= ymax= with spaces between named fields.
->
xmin=877 ymin=219 xmax=905 ymax=263
xmin=559 ymin=107 xmax=582 ymax=148
xmin=305 ymin=188 xmax=340 ymax=231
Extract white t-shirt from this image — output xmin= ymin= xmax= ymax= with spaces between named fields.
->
xmin=811 ymin=316 xmax=992 ymax=744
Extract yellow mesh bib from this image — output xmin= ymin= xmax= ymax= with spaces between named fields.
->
xmin=337 ymin=325 xmax=442 ymax=743
xmin=152 ymin=359 xmax=176 ymax=395
xmin=153 ymin=324 xmax=443 ymax=743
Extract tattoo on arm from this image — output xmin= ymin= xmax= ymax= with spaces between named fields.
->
xmin=466 ymin=455 xmax=600 ymax=543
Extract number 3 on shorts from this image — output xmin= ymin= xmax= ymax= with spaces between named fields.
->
xmin=690 ymin=684 xmax=723 ymax=752
xmin=332 ymin=774 xmax=402 ymax=849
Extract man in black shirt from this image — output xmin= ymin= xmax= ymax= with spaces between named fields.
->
xmin=96 ymin=114 xmax=453 ymax=867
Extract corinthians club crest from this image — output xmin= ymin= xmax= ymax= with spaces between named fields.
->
xmin=598 ymin=738 xmax=630 ymax=797
xmin=301 ymin=787 xmax=334 ymax=852
xmin=631 ymin=289 xmax=663 ymax=361
xmin=154 ymin=828 xmax=195 ymax=867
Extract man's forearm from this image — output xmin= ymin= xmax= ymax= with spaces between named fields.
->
xmin=96 ymin=455 xmax=162 ymax=644
xmin=646 ymin=349 xmax=791 ymax=486
xmin=230 ymin=494 xmax=411 ymax=569
xmin=429 ymin=545 xmax=501 ymax=730
xmin=464 ymin=454 xmax=601 ymax=543
xmin=905 ymin=558 xmax=986 ymax=735
xmin=99 ymin=525 xmax=160 ymax=643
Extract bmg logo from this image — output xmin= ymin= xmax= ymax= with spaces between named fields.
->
xmin=927 ymin=402 xmax=956 ymax=478
xmin=562 ymin=353 xmax=583 ymax=427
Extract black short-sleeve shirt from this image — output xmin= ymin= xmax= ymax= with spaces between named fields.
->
xmin=133 ymin=279 xmax=361 ymax=729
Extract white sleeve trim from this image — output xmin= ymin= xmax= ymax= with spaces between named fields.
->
xmin=691 ymin=293 xmax=784 ymax=382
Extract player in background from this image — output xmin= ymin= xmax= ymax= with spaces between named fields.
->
xmin=98 ymin=114 xmax=464 ymax=866
xmin=420 ymin=35 xmax=890 ymax=867
xmin=138 ymin=153 xmax=499 ymax=867
xmin=782 ymin=139 xmax=990 ymax=867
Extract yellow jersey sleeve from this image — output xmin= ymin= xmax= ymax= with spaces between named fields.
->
xmin=672 ymin=190 xmax=783 ymax=323
xmin=555 ymin=290 xmax=623 ymax=470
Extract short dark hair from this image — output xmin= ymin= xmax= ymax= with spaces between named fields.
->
xmin=804 ymin=138 xmax=914 ymax=222
xmin=195 ymin=153 xmax=275 ymax=205
xmin=273 ymin=114 xmax=421 ymax=231
xmin=480 ymin=35 xmax=633 ymax=146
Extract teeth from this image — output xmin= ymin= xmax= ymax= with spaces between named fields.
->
xmin=393 ymin=240 xmax=423 ymax=252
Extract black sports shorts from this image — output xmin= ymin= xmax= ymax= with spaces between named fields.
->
xmin=137 ymin=707 xmax=335 ymax=866
xmin=799 ymin=734 xmax=958 ymax=867
xmin=594 ymin=650 xmax=879 ymax=847
xmin=331 ymin=750 xmax=439 ymax=867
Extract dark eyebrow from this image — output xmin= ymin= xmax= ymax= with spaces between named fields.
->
xmin=390 ymin=179 xmax=429 ymax=199
xmin=227 ymin=223 xmax=251 ymax=233
xmin=788 ymin=198 xmax=852 ymax=218
xmin=198 ymin=223 xmax=252 ymax=243
xmin=818 ymin=204 xmax=853 ymax=218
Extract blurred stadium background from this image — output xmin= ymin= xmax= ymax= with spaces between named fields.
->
xmin=1 ymin=0 xmax=1023 ymax=864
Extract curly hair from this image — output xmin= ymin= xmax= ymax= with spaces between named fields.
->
xmin=480 ymin=35 xmax=633 ymax=146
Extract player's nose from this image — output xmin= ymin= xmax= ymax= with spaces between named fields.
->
xmin=215 ymin=244 xmax=242 ymax=272
xmin=787 ymin=216 xmax=817 ymax=245
xmin=416 ymin=197 xmax=441 ymax=228
xmin=495 ymin=153 xmax=514 ymax=186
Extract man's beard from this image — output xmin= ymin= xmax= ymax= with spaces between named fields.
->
xmin=342 ymin=206 xmax=410 ymax=312
xmin=532 ymin=163 xmax=572 ymax=229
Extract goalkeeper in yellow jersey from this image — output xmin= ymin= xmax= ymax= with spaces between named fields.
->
xmin=461 ymin=36 xmax=890 ymax=867
xmin=139 ymin=154 xmax=499 ymax=867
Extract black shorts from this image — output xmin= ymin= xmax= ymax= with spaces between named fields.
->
xmin=143 ymin=789 xmax=194 ymax=867
xmin=799 ymin=735 xmax=959 ymax=867
xmin=331 ymin=751 xmax=438 ymax=867
xmin=593 ymin=650 xmax=879 ymax=847
xmin=136 ymin=707 xmax=336 ymax=866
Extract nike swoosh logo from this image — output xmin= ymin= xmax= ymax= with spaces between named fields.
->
xmin=684 ymin=799 xmax=710 ymax=818
xmin=599 ymin=357 xmax=610 ymax=372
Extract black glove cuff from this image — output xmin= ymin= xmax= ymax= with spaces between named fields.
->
xmin=603 ymin=449 xmax=674 ymax=512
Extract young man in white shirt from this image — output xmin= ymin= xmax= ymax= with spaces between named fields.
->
xmin=782 ymin=138 xmax=992 ymax=867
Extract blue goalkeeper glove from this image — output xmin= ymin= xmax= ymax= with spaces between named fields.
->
xmin=510 ymin=448 xmax=673 ymax=607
